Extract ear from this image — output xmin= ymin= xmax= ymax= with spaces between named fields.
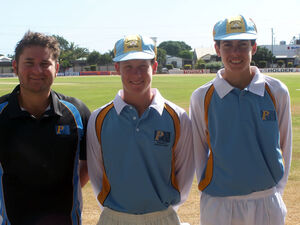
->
xmin=12 ymin=60 xmax=18 ymax=75
xmin=251 ymin=42 xmax=257 ymax=55
xmin=114 ymin=62 xmax=121 ymax=75
xmin=55 ymin=62 xmax=59 ymax=78
xmin=152 ymin=61 xmax=158 ymax=75
xmin=214 ymin=43 xmax=221 ymax=57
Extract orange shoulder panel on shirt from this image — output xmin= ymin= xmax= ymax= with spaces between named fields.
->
xmin=95 ymin=102 xmax=114 ymax=205
xmin=199 ymin=85 xmax=215 ymax=191
xmin=164 ymin=103 xmax=181 ymax=192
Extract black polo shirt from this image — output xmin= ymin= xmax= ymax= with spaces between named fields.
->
xmin=0 ymin=85 xmax=90 ymax=225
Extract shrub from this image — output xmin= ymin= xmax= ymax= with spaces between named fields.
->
xmin=205 ymin=62 xmax=223 ymax=72
xmin=277 ymin=60 xmax=285 ymax=68
xmin=287 ymin=62 xmax=293 ymax=68
xmin=195 ymin=59 xmax=206 ymax=69
xmin=166 ymin=64 xmax=174 ymax=70
xmin=184 ymin=64 xmax=192 ymax=70
xmin=90 ymin=65 xmax=97 ymax=71
xmin=196 ymin=63 xmax=205 ymax=69
xmin=258 ymin=60 xmax=267 ymax=68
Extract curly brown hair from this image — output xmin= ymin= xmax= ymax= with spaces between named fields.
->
xmin=14 ymin=31 xmax=60 ymax=63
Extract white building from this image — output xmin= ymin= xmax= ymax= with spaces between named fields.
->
xmin=0 ymin=56 xmax=13 ymax=74
xmin=261 ymin=40 xmax=300 ymax=66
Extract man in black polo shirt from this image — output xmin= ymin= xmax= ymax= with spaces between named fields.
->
xmin=0 ymin=31 xmax=90 ymax=225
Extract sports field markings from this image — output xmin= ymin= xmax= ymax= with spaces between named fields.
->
xmin=53 ymin=83 xmax=78 ymax=85
xmin=297 ymin=89 xmax=300 ymax=91
xmin=0 ymin=82 xmax=19 ymax=85
xmin=0 ymin=82 xmax=77 ymax=85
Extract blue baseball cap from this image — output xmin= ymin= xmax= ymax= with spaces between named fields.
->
xmin=113 ymin=35 xmax=157 ymax=62
xmin=213 ymin=15 xmax=257 ymax=41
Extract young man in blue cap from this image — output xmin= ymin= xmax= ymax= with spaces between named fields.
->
xmin=190 ymin=15 xmax=292 ymax=225
xmin=87 ymin=34 xmax=194 ymax=225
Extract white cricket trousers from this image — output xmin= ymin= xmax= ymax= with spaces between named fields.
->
xmin=200 ymin=187 xmax=287 ymax=225
xmin=97 ymin=206 xmax=182 ymax=225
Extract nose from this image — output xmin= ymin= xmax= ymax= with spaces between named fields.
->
xmin=231 ymin=45 xmax=241 ymax=56
xmin=132 ymin=68 xmax=142 ymax=76
xmin=232 ymin=45 xmax=239 ymax=53
xmin=32 ymin=64 xmax=43 ymax=74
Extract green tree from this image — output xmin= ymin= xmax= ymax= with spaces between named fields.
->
xmin=53 ymin=35 xmax=89 ymax=71
xmin=252 ymin=46 xmax=275 ymax=67
xmin=195 ymin=59 xmax=206 ymax=69
xmin=157 ymin=48 xmax=167 ymax=67
xmin=178 ymin=50 xmax=193 ymax=59
xmin=87 ymin=51 xmax=101 ymax=65
xmin=158 ymin=41 xmax=192 ymax=57
xmin=53 ymin=35 xmax=69 ymax=51
xmin=99 ymin=53 xmax=113 ymax=66
xmin=108 ymin=49 xmax=115 ymax=59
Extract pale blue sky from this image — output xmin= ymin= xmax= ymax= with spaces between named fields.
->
xmin=1 ymin=0 xmax=299 ymax=56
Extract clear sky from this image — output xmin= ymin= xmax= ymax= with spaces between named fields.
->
xmin=1 ymin=0 xmax=300 ymax=56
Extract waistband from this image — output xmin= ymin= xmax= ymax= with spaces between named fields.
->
xmin=101 ymin=206 xmax=176 ymax=223
xmin=203 ymin=187 xmax=277 ymax=200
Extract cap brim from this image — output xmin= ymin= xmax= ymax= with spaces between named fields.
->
xmin=113 ymin=51 xmax=155 ymax=62
xmin=214 ymin=32 xmax=257 ymax=40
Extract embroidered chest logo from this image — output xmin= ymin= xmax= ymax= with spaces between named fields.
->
xmin=261 ymin=110 xmax=276 ymax=121
xmin=56 ymin=125 xmax=70 ymax=135
xmin=154 ymin=130 xmax=170 ymax=146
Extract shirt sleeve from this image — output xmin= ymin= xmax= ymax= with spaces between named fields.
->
xmin=79 ymin=102 xmax=91 ymax=161
xmin=86 ymin=108 xmax=105 ymax=207
xmin=272 ymin=82 xmax=293 ymax=195
xmin=189 ymin=86 xmax=210 ymax=190
xmin=173 ymin=111 xmax=195 ymax=209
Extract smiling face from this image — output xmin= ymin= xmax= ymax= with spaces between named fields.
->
xmin=115 ymin=59 xmax=157 ymax=101
xmin=215 ymin=40 xmax=257 ymax=76
xmin=13 ymin=45 xmax=59 ymax=96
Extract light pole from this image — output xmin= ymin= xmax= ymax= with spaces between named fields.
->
xmin=271 ymin=28 xmax=274 ymax=68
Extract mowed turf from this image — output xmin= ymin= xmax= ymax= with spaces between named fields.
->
xmin=0 ymin=73 xmax=299 ymax=225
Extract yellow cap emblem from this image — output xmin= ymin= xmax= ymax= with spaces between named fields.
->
xmin=124 ymin=35 xmax=142 ymax=53
xmin=226 ymin=15 xmax=246 ymax=34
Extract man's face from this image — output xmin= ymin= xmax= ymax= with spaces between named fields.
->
xmin=13 ymin=45 xmax=59 ymax=95
xmin=215 ymin=40 xmax=257 ymax=74
xmin=115 ymin=59 xmax=157 ymax=97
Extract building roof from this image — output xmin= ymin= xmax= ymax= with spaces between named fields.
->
xmin=0 ymin=56 xmax=12 ymax=62
xmin=194 ymin=47 xmax=216 ymax=60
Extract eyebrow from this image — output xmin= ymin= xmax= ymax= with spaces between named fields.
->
xmin=23 ymin=58 xmax=51 ymax=62
xmin=23 ymin=57 xmax=35 ymax=61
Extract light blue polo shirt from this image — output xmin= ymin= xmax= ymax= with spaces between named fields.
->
xmin=93 ymin=90 xmax=181 ymax=214
xmin=199 ymin=71 xmax=284 ymax=197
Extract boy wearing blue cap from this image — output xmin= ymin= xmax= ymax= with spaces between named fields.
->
xmin=190 ymin=15 xmax=292 ymax=225
xmin=87 ymin=34 xmax=194 ymax=225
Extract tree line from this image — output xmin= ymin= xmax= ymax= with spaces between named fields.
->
xmin=4 ymin=35 xmax=276 ymax=71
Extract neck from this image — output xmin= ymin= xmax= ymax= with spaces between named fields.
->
xmin=18 ymin=89 xmax=51 ymax=119
xmin=123 ymin=90 xmax=154 ymax=117
xmin=222 ymin=67 xmax=254 ymax=90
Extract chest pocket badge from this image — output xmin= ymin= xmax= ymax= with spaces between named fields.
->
xmin=261 ymin=110 xmax=276 ymax=121
xmin=56 ymin=125 xmax=70 ymax=135
xmin=154 ymin=130 xmax=170 ymax=146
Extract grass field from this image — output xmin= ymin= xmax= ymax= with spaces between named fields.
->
xmin=0 ymin=73 xmax=299 ymax=225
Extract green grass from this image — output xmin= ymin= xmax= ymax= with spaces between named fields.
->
xmin=1 ymin=73 xmax=300 ymax=224
xmin=0 ymin=73 xmax=299 ymax=180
